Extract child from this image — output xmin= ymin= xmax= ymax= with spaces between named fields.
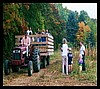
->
xmin=68 ymin=48 xmax=73 ymax=73
xmin=78 ymin=54 xmax=83 ymax=73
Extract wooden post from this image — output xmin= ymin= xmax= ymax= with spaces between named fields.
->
xmin=88 ymin=43 xmax=90 ymax=56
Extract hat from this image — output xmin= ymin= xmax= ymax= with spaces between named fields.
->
xmin=62 ymin=38 xmax=67 ymax=43
xmin=68 ymin=48 xmax=71 ymax=51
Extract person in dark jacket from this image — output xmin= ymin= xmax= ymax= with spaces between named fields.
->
xmin=41 ymin=29 xmax=46 ymax=46
xmin=68 ymin=48 xmax=73 ymax=73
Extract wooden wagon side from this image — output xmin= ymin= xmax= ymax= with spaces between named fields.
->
xmin=15 ymin=34 xmax=54 ymax=56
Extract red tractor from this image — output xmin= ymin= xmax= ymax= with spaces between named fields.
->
xmin=4 ymin=34 xmax=54 ymax=76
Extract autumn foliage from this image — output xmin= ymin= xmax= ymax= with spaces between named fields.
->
xmin=3 ymin=3 xmax=97 ymax=60
xmin=76 ymin=21 xmax=91 ymax=43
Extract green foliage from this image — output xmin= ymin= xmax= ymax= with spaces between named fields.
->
xmin=78 ymin=10 xmax=89 ymax=24
xmin=86 ymin=32 xmax=96 ymax=47
xmin=66 ymin=11 xmax=78 ymax=45
xmin=55 ymin=3 xmax=69 ymax=22
xmin=3 ymin=3 xmax=97 ymax=61
xmin=3 ymin=3 xmax=28 ymax=60
xmin=51 ymin=50 xmax=97 ymax=84
xmin=69 ymin=49 xmax=97 ymax=83
xmin=88 ymin=18 xmax=97 ymax=43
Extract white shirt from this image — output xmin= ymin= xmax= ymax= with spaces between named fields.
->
xmin=80 ymin=44 xmax=85 ymax=55
xmin=61 ymin=44 xmax=68 ymax=56
xmin=27 ymin=30 xmax=33 ymax=35
xmin=27 ymin=30 xmax=34 ymax=42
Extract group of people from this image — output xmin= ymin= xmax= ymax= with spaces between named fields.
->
xmin=35 ymin=29 xmax=50 ymax=43
xmin=61 ymin=38 xmax=86 ymax=75
xmin=20 ymin=28 xmax=86 ymax=75
xmin=20 ymin=27 xmax=50 ymax=57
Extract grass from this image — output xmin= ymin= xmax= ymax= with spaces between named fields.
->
xmin=50 ymin=49 xmax=62 ymax=60
xmin=3 ymin=48 xmax=97 ymax=86
xmin=51 ymin=49 xmax=97 ymax=84
xmin=71 ymin=55 xmax=97 ymax=83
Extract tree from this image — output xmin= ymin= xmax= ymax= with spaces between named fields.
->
xmin=86 ymin=18 xmax=97 ymax=47
xmin=88 ymin=18 xmax=97 ymax=42
xmin=76 ymin=21 xmax=91 ymax=44
xmin=3 ymin=3 xmax=97 ymax=61
xmin=55 ymin=3 xmax=69 ymax=22
xmin=78 ymin=10 xmax=89 ymax=25
xmin=3 ymin=3 xmax=28 ymax=60
xmin=66 ymin=11 xmax=78 ymax=46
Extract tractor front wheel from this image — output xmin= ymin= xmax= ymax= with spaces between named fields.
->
xmin=12 ymin=66 xmax=20 ymax=72
xmin=4 ymin=60 xmax=10 ymax=75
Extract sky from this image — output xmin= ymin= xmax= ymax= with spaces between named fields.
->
xmin=62 ymin=3 xmax=97 ymax=19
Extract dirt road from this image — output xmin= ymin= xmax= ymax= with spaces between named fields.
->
xmin=3 ymin=51 xmax=97 ymax=86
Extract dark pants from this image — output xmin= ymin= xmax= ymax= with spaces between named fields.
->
xmin=82 ymin=55 xmax=86 ymax=71
xmin=64 ymin=65 xmax=66 ymax=74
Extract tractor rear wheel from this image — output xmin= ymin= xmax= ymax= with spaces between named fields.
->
xmin=32 ymin=48 xmax=40 ymax=72
xmin=4 ymin=60 xmax=10 ymax=75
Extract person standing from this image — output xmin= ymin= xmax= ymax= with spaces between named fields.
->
xmin=79 ymin=42 xmax=86 ymax=71
xmin=78 ymin=54 xmax=83 ymax=73
xmin=61 ymin=38 xmax=69 ymax=75
xmin=68 ymin=48 xmax=73 ymax=73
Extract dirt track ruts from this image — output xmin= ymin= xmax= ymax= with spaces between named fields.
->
xmin=3 ymin=57 xmax=96 ymax=86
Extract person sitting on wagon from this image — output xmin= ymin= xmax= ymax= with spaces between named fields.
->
xmin=41 ymin=29 xmax=47 ymax=46
xmin=27 ymin=27 xmax=34 ymax=42
xmin=27 ymin=27 xmax=33 ymax=35
xmin=45 ymin=29 xmax=51 ymax=36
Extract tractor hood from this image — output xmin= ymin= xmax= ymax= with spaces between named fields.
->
xmin=13 ymin=46 xmax=26 ymax=52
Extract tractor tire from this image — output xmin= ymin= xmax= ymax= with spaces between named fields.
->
xmin=42 ymin=56 xmax=46 ymax=68
xmin=12 ymin=66 xmax=20 ymax=72
xmin=28 ymin=61 xmax=33 ymax=76
xmin=46 ymin=55 xmax=50 ymax=66
xmin=4 ymin=60 xmax=10 ymax=75
xmin=32 ymin=48 xmax=40 ymax=72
